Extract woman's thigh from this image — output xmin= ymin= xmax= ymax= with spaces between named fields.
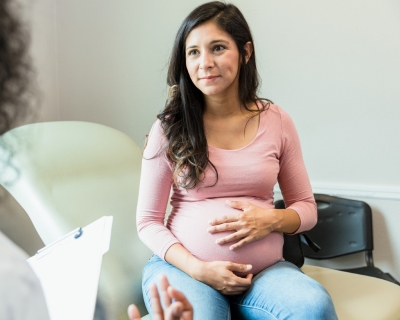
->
xmin=230 ymin=261 xmax=338 ymax=320
xmin=142 ymin=255 xmax=231 ymax=320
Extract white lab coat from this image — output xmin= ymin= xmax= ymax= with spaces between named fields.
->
xmin=0 ymin=231 xmax=50 ymax=320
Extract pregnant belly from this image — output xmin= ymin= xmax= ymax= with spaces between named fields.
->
xmin=167 ymin=197 xmax=284 ymax=275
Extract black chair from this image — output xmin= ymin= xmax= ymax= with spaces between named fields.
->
xmin=281 ymin=230 xmax=304 ymax=268
xmin=299 ymin=194 xmax=399 ymax=285
xmin=275 ymin=200 xmax=304 ymax=268
xmin=275 ymin=200 xmax=320 ymax=268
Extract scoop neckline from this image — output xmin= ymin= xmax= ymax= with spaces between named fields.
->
xmin=207 ymin=101 xmax=266 ymax=152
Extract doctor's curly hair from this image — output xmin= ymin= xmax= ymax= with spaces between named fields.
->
xmin=0 ymin=0 xmax=35 ymax=135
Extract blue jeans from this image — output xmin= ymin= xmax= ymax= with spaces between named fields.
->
xmin=142 ymin=255 xmax=338 ymax=320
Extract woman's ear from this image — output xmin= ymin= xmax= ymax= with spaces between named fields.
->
xmin=244 ymin=41 xmax=253 ymax=64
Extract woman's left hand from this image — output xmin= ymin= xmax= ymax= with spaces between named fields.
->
xmin=207 ymin=200 xmax=281 ymax=251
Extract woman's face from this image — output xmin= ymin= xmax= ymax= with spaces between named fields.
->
xmin=185 ymin=21 xmax=242 ymax=99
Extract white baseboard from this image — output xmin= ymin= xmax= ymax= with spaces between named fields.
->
xmin=274 ymin=183 xmax=400 ymax=201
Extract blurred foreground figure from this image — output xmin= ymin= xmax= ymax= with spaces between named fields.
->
xmin=0 ymin=0 xmax=50 ymax=319
xmin=0 ymin=1 xmax=193 ymax=319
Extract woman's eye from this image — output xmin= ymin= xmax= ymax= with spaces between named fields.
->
xmin=188 ymin=49 xmax=199 ymax=56
xmin=213 ymin=45 xmax=226 ymax=52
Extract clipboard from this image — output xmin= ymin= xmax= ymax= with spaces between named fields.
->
xmin=27 ymin=216 xmax=113 ymax=320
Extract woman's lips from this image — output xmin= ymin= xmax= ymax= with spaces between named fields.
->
xmin=200 ymin=76 xmax=219 ymax=82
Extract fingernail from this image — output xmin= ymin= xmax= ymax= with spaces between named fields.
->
xmin=207 ymin=227 xmax=212 ymax=232
xmin=246 ymin=264 xmax=252 ymax=270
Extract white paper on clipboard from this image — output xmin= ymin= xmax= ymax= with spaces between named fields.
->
xmin=27 ymin=216 xmax=113 ymax=320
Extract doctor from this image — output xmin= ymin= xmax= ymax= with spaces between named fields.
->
xmin=0 ymin=1 xmax=192 ymax=319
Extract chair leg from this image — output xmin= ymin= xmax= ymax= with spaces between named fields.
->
xmin=385 ymin=273 xmax=400 ymax=286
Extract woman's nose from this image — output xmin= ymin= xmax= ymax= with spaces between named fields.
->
xmin=199 ymin=52 xmax=214 ymax=70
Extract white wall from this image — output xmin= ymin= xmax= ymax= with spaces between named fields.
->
xmin=251 ymin=1 xmax=400 ymax=187
xmin=26 ymin=0 xmax=59 ymax=122
xmin=54 ymin=0 xmax=204 ymax=146
xmin=26 ymin=0 xmax=400 ymax=283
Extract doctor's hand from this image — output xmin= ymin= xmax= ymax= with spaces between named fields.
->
xmin=207 ymin=200 xmax=281 ymax=251
xmin=127 ymin=274 xmax=193 ymax=320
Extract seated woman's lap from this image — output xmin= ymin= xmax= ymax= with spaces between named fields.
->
xmin=142 ymin=256 xmax=337 ymax=320
xmin=229 ymin=261 xmax=338 ymax=320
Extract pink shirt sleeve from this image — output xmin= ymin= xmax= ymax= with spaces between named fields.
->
xmin=277 ymin=108 xmax=317 ymax=233
xmin=136 ymin=120 xmax=180 ymax=259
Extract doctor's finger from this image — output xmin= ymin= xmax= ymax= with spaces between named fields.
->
xmin=149 ymin=283 xmax=165 ymax=320
xmin=127 ymin=304 xmax=141 ymax=320
xmin=159 ymin=274 xmax=171 ymax=308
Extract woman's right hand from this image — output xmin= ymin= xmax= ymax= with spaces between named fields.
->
xmin=195 ymin=261 xmax=253 ymax=295
xmin=165 ymin=244 xmax=253 ymax=295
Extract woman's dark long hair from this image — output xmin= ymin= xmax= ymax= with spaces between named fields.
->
xmin=158 ymin=1 xmax=267 ymax=189
xmin=0 ymin=0 xmax=34 ymax=136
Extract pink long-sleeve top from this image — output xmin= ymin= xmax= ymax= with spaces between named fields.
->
xmin=136 ymin=104 xmax=317 ymax=275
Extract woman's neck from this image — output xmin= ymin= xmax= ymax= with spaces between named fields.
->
xmin=203 ymin=94 xmax=258 ymax=120
xmin=203 ymin=94 xmax=243 ymax=119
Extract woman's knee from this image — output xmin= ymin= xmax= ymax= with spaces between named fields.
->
xmin=294 ymin=280 xmax=337 ymax=319
xmin=232 ymin=261 xmax=337 ymax=319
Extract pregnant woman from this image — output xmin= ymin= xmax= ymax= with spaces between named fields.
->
xmin=136 ymin=2 xmax=338 ymax=319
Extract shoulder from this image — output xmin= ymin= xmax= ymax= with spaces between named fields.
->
xmin=143 ymin=119 xmax=168 ymax=157
xmin=148 ymin=119 xmax=165 ymax=137
xmin=0 ymin=231 xmax=28 ymax=262
xmin=257 ymin=103 xmax=299 ymax=151
xmin=263 ymin=103 xmax=292 ymax=120
xmin=259 ymin=102 xmax=296 ymax=129
xmin=0 ymin=231 xmax=38 ymax=284
xmin=0 ymin=232 xmax=50 ymax=319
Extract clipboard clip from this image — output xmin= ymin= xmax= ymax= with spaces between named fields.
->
xmin=36 ymin=227 xmax=84 ymax=255
xmin=74 ymin=228 xmax=83 ymax=239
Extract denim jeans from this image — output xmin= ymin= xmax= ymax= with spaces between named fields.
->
xmin=142 ymin=255 xmax=338 ymax=320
